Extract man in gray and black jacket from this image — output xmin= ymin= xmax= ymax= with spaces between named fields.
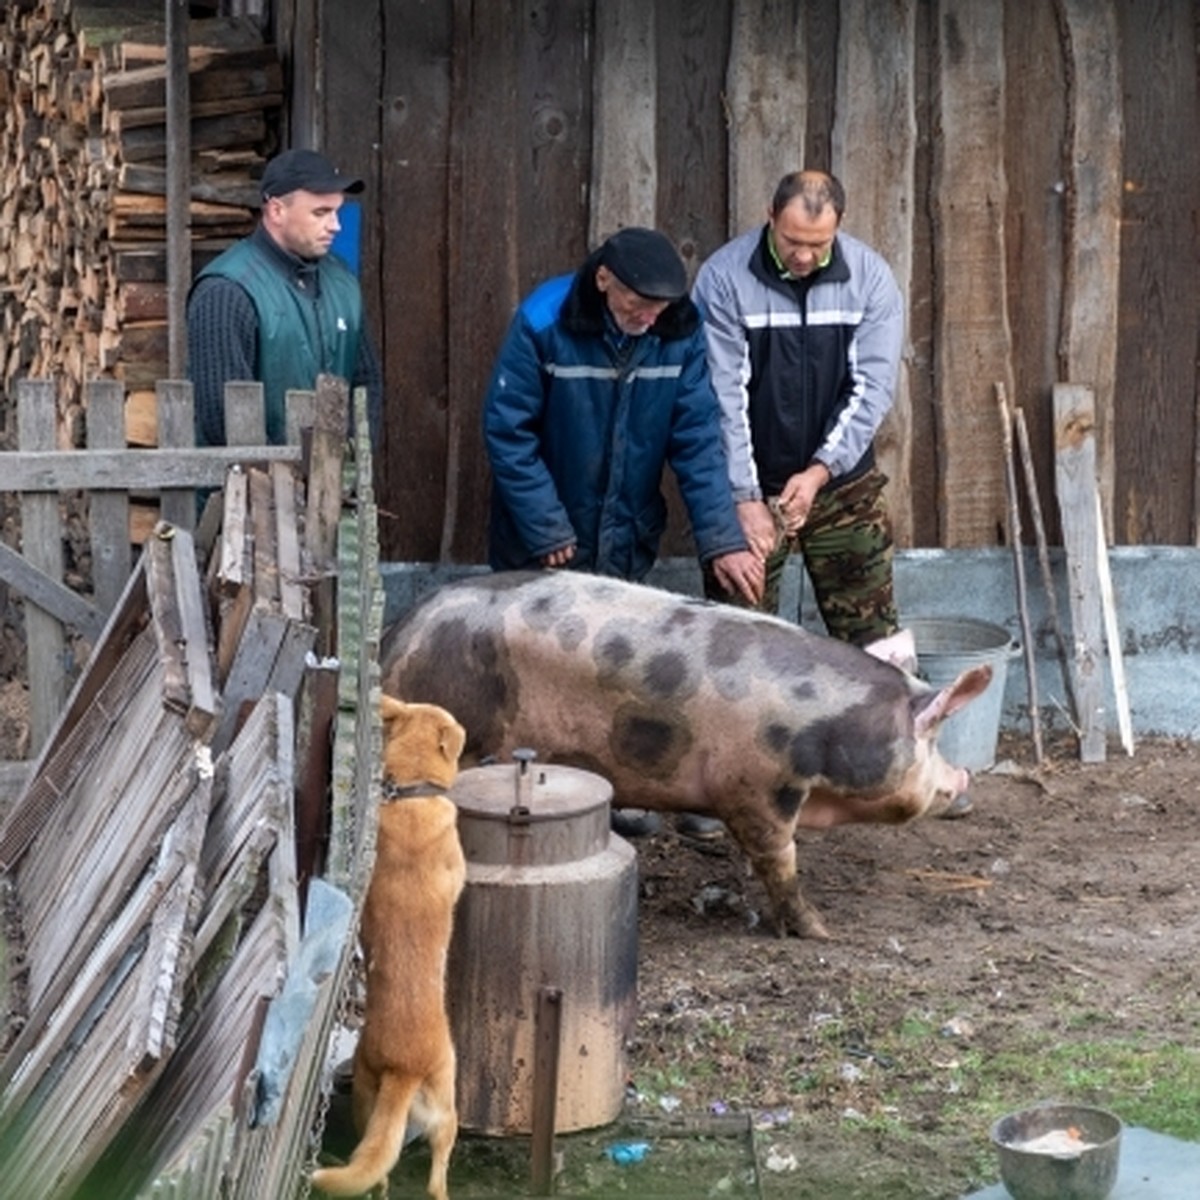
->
xmin=692 ymin=169 xmax=904 ymax=648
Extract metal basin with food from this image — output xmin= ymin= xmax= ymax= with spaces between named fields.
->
xmin=991 ymin=1102 xmax=1123 ymax=1200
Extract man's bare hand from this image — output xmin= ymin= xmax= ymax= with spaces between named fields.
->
xmin=777 ymin=463 xmax=831 ymax=533
xmin=710 ymin=549 xmax=765 ymax=606
xmin=541 ymin=544 xmax=577 ymax=568
xmin=736 ymin=500 xmax=780 ymax=560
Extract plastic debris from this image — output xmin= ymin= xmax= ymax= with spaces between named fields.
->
xmin=763 ymin=1146 xmax=798 ymax=1173
xmin=940 ymin=1015 xmax=975 ymax=1040
xmin=604 ymin=1140 xmax=651 ymax=1165
xmin=753 ymin=1107 xmax=793 ymax=1130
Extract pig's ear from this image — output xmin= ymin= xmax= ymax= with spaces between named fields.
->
xmin=863 ymin=628 xmax=918 ymax=674
xmin=911 ymin=664 xmax=993 ymax=736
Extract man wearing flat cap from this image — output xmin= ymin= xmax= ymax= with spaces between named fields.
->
xmin=187 ymin=147 xmax=381 ymax=447
xmin=483 ymin=226 xmax=764 ymax=605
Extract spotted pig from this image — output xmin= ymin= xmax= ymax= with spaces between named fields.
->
xmin=381 ymin=571 xmax=990 ymax=938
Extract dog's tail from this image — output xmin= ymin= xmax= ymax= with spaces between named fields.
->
xmin=310 ymin=1073 xmax=420 ymax=1196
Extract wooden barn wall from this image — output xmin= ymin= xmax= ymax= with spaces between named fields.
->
xmin=274 ymin=0 xmax=1200 ymax=563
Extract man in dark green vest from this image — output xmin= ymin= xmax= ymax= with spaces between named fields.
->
xmin=187 ymin=148 xmax=381 ymax=446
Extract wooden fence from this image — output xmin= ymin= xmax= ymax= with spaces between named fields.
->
xmin=0 ymin=377 xmax=381 ymax=1198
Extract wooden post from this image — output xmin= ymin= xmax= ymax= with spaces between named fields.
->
xmin=165 ymin=0 xmax=191 ymax=377
xmin=85 ymin=380 xmax=133 ymax=614
xmin=1053 ymin=383 xmax=1107 ymax=762
xmin=156 ymin=379 xmax=196 ymax=530
xmin=17 ymin=380 xmax=67 ymax=754
xmin=530 ymin=986 xmax=564 ymax=1195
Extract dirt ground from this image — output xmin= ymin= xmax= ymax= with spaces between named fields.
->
xmin=616 ymin=730 xmax=1200 ymax=1198
xmin=367 ymin=729 xmax=1199 ymax=1199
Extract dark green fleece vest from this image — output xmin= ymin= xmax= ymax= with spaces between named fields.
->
xmin=198 ymin=238 xmax=363 ymax=443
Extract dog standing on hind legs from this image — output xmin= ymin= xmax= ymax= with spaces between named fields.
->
xmin=312 ymin=696 xmax=467 ymax=1200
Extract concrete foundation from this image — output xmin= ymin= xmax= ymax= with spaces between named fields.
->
xmin=381 ymin=547 xmax=1200 ymax=741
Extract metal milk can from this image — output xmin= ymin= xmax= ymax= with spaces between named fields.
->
xmin=446 ymin=750 xmax=638 ymax=1136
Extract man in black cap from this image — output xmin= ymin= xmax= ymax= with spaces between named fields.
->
xmin=483 ymin=226 xmax=764 ymax=602
xmin=484 ymin=227 xmax=764 ymax=842
xmin=187 ymin=147 xmax=381 ymax=447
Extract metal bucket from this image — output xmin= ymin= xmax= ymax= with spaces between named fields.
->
xmin=906 ymin=616 xmax=1016 ymax=772
xmin=446 ymin=754 xmax=638 ymax=1135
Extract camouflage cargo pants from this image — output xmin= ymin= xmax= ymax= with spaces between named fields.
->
xmin=705 ymin=465 xmax=898 ymax=646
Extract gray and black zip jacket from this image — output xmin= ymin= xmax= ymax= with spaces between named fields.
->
xmin=692 ymin=225 xmax=903 ymax=501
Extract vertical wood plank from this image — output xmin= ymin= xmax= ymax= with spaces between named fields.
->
xmin=833 ymin=0 xmax=918 ymax=546
xmin=85 ymin=380 xmax=132 ymax=615
xmin=442 ymin=0 xmax=523 ymax=562
xmin=1054 ymin=383 xmax=1107 ymax=762
xmin=930 ymin=0 xmax=1013 ymax=545
xmin=725 ymin=0 xmax=806 ymax=236
xmin=1058 ymin=0 xmax=1123 ymax=529
xmin=1113 ymin=0 xmax=1200 ymax=544
xmin=654 ymin=0 xmax=729 ymax=273
xmin=18 ymin=379 xmax=66 ymax=755
xmin=907 ymin=0 xmax=939 ymax=546
xmin=1002 ymin=0 xmax=1067 ymax=545
xmin=516 ymin=0 xmax=591 ymax=289
xmin=319 ymin=0 xmax=382 ymax=315
xmin=589 ymin=0 xmax=657 ymax=242
xmin=165 ymin=0 xmax=191 ymax=379
xmin=157 ymin=378 xmax=196 ymax=530
xmin=653 ymin=0 xmax=730 ymax=552
xmin=378 ymin=0 xmax=453 ymax=561
xmin=223 ymin=380 xmax=267 ymax=448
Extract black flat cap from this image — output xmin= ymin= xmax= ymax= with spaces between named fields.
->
xmin=600 ymin=227 xmax=688 ymax=300
xmin=260 ymin=148 xmax=364 ymax=200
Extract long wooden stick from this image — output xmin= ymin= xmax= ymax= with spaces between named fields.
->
xmin=996 ymin=383 xmax=1043 ymax=763
xmin=1013 ymin=406 xmax=1078 ymax=724
xmin=1094 ymin=491 xmax=1135 ymax=756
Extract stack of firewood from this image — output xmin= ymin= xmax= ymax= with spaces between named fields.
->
xmin=0 ymin=1 xmax=280 ymax=445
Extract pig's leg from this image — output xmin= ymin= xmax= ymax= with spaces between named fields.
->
xmin=724 ymin=812 xmax=830 ymax=939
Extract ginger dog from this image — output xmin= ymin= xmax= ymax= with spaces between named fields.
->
xmin=312 ymin=696 xmax=467 ymax=1199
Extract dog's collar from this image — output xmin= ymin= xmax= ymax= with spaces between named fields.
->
xmin=381 ymin=777 xmax=448 ymax=803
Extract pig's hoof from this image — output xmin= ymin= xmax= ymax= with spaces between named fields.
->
xmin=775 ymin=905 xmax=831 ymax=940
xmin=936 ymin=793 xmax=974 ymax=820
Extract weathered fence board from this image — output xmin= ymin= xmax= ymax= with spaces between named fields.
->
xmin=1058 ymin=0 xmax=1123 ymax=530
xmin=1054 ymin=383 xmax=1108 ymax=763
xmin=833 ymin=0 xmax=917 ymax=546
xmin=931 ymin=0 xmax=1013 ymax=546
xmin=725 ymin=1 xmax=807 ymax=235
xmin=590 ymin=0 xmax=657 ymax=242
xmin=18 ymin=381 xmax=66 ymax=756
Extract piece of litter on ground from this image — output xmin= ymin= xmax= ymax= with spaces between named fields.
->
xmin=603 ymin=1140 xmax=651 ymax=1165
xmin=753 ymin=1107 xmax=793 ymax=1130
xmin=940 ymin=1015 xmax=975 ymax=1039
xmin=658 ymin=1094 xmax=681 ymax=1114
xmin=763 ymin=1146 xmax=798 ymax=1173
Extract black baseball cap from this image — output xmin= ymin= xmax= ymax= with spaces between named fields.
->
xmin=600 ymin=227 xmax=688 ymax=300
xmin=260 ymin=149 xmax=364 ymax=200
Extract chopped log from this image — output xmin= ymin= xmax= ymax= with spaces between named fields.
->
xmin=118 ymin=109 xmax=268 ymax=163
xmin=102 ymin=49 xmax=282 ymax=112
xmin=117 ymin=161 xmax=263 ymax=208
